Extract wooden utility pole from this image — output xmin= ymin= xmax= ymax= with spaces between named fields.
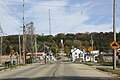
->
xmin=0 ymin=22 xmax=3 ymax=64
xmin=23 ymin=0 xmax=26 ymax=64
xmin=35 ymin=35 xmax=37 ymax=53
xmin=113 ymin=0 xmax=116 ymax=69
xmin=91 ymin=34 xmax=93 ymax=52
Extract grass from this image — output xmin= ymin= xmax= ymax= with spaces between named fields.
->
xmin=85 ymin=62 xmax=120 ymax=77
xmin=84 ymin=62 xmax=97 ymax=66
xmin=85 ymin=62 xmax=120 ymax=66
xmin=97 ymin=67 xmax=120 ymax=77
xmin=0 ymin=63 xmax=27 ymax=71
xmin=0 ymin=67 xmax=7 ymax=71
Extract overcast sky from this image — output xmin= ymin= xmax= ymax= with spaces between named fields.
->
xmin=0 ymin=0 xmax=120 ymax=36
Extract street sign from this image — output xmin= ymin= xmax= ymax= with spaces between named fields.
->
xmin=88 ymin=47 xmax=93 ymax=52
xmin=10 ymin=50 xmax=14 ymax=55
xmin=110 ymin=41 xmax=119 ymax=49
xmin=117 ymin=48 xmax=120 ymax=53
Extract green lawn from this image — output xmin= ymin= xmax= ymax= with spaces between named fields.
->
xmin=97 ymin=67 xmax=120 ymax=77
xmin=85 ymin=62 xmax=120 ymax=77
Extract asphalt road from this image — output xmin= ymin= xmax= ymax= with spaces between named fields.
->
xmin=0 ymin=60 xmax=119 ymax=80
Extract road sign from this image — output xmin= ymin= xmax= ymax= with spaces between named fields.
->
xmin=110 ymin=41 xmax=119 ymax=49
xmin=88 ymin=47 xmax=93 ymax=52
xmin=10 ymin=50 xmax=14 ymax=55
xmin=117 ymin=48 xmax=120 ymax=53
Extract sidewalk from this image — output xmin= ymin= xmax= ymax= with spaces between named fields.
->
xmin=92 ymin=65 xmax=120 ymax=70
xmin=85 ymin=62 xmax=120 ymax=69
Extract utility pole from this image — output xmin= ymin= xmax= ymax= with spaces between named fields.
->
xmin=49 ymin=9 xmax=51 ymax=35
xmin=0 ymin=36 xmax=2 ymax=65
xmin=23 ymin=0 xmax=26 ymax=64
xmin=113 ymin=0 xmax=116 ymax=69
xmin=0 ymin=22 xmax=3 ymax=65
xmin=42 ymin=33 xmax=46 ymax=64
xmin=19 ymin=34 xmax=21 ymax=64
xmin=91 ymin=34 xmax=94 ymax=52
xmin=35 ymin=35 xmax=37 ymax=53
xmin=44 ymin=40 xmax=46 ymax=64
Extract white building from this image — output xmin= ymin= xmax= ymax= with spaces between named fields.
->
xmin=85 ymin=50 xmax=99 ymax=62
xmin=71 ymin=48 xmax=84 ymax=62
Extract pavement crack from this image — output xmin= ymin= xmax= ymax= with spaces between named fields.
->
xmin=50 ymin=63 xmax=60 ymax=80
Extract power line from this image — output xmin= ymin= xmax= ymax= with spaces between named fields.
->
xmin=4 ymin=0 xmax=119 ymax=19
xmin=0 ymin=1 xmax=23 ymax=35
xmin=2 ymin=0 xmax=22 ymax=23
xmin=6 ymin=1 xmax=113 ymax=8
xmin=0 ymin=2 xmax=20 ymax=26
xmin=0 ymin=12 xmax=19 ymax=28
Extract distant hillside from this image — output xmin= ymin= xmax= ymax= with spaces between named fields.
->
xmin=1 ymin=32 xmax=120 ymax=55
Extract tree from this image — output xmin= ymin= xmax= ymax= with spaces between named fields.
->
xmin=64 ymin=46 xmax=70 ymax=55
xmin=2 ymin=40 xmax=11 ymax=55
xmin=6 ymin=45 xmax=11 ymax=55
xmin=54 ymin=33 xmax=65 ymax=43
xmin=73 ymin=40 xmax=81 ymax=48
xmin=2 ymin=31 xmax=120 ymax=54
xmin=65 ymin=33 xmax=75 ymax=41
xmin=13 ymin=45 xmax=19 ymax=52
xmin=44 ymin=35 xmax=54 ymax=42
xmin=64 ymin=40 xmax=72 ymax=47
xmin=37 ymin=42 xmax=44 ymax=52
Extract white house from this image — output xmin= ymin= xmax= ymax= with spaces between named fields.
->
xmin=85 ymin=54 xmax=94 ymax=62
xmin=85 ymin=50 xmax=99 ymax=62
xmin=71 ymin=48 xmax=84 ymax=62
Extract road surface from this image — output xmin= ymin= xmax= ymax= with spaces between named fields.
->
xmin=0 ymin=60 xmax=119 ymax=80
